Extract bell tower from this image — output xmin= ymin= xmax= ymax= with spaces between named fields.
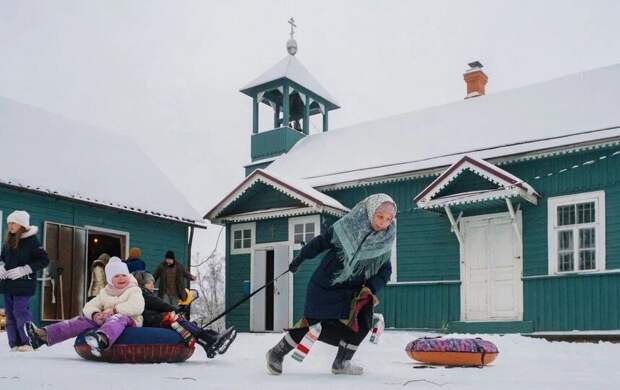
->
xmin=240 ymin=18 xmax=340 ymax=175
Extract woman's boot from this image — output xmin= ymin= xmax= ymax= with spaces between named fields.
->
xmin=266 ymin=335 xmax=296 ymax=375
xmin=331 ymin=341 xmax=363 ymax=375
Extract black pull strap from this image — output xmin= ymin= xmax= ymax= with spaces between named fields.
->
xmin=473 ymin=337 xmax=486 ymax=367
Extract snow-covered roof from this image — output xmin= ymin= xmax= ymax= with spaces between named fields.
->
xmin=206 ymin=169 xmax=349 ymax=223
xmin=240 ymin=55 xmax=340 ymax=107
xmin=0 ymin=97 xmax=204 ymax=225
xmin=267 ymin=64 xmax=620 ymax=188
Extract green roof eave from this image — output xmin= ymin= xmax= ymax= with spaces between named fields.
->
xmin=239 ymin=78 xmax=340 ymax=111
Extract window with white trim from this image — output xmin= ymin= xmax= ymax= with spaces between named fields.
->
xmin=230 ymin=223 xmax=255 ymax=254
xmin=548 ymin=191 xmax=605 ymax=274
xmin=289 ymin=215 xmax=320 ymax=249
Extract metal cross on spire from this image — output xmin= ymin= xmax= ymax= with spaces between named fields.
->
xmin=286 ymin=17 xmax=298 ymax=56
xmin=288 ymin=17 xmax=297 ymax=39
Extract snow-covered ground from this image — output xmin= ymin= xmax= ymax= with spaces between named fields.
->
xmin=1 ymin=330 xmax=619 ymax=389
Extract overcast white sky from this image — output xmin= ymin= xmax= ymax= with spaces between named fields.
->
xmin=2 ymin=0 xmax=620 ymax=256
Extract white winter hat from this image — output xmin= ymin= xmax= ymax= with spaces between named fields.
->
xmin=7 ymin=210 xmax=33 ymax=231
xmin=105 ymin=256 xmax=130 ymax=283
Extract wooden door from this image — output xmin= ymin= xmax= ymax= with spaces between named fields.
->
xmin=41 ymin=222 xmax=86 ymax=321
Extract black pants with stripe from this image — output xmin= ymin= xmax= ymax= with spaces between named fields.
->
xmin=288 ymin=302 xmax=373 ymax=347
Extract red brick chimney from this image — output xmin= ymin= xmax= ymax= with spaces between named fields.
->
xmin=463 ymin=61 xmax=488 ymax=99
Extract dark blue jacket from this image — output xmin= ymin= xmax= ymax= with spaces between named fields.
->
xmin=0 ymin=233 xmax=50 ymax=296
xmin=293 ymin=227 xmax=391 ymax=320
xmin=126 ymin=258 xmax=146 ymax=274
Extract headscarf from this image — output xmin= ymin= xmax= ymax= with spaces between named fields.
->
xmin=330 ymin=193 xmax=397 ymax=285
xmin=134 ymin=270 xmax=155 ymax=287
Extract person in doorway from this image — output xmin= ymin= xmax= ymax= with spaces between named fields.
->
xmin=125 ymin=247 xmax=146 ymax=274
xmin=87 ymin=253 xmax=110 ymax=300
xmin=153 ymin=250 xmax=196 ymax=306
xmin=266 ymin=194 xmax=396 ymax=376
xmin=0 ymin=210 xmax=50 ymax=352
xmin=25 ymin=256 xmax=144 ymax=356
xmin=134 ymin=271 xmax=236 ymax=358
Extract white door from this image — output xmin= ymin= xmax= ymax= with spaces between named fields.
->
xmin=462 ymin=212 xmax=522 ymax=321
xmin=273 ymin=245 xmax=290 ymax=331
xmin=251 ymin=250 xmax=267 ymax=331
xmin=251 ymin=245 xmax=290 ymax=332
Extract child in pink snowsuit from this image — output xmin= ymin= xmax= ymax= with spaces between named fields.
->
xmin=25 ymin=257 xmax=144 ymax=356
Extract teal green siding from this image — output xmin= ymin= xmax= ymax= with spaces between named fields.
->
xmin=0 ymin=185 xmax=189 ymax=323
xmin=224 ymin=223 xmax=251 ymax=332
xmin=524 ymin=273 xmax=620 ymax=331
xmin=250 ymin=127 xmax=306 ymax=161
xmin=256 ymin=218 xmax=288 ymax=244
xmin=220 ymin=183 xmax=303 ymax=216
xmin=447 ymin=321 xmax=534 ymax=333
xmin=398 ymin=209 xmax=459 ymax=281
xmin=377 ymin=283 xmax=460 ymax=329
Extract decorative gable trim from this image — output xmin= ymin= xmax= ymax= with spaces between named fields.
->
xmin=414 ymin=155 xmax=539 ymax=209
xmin=205 ymin=169 xmax=348 ymax=223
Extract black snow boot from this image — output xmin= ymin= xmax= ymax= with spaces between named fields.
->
xmin=331 ymin=341 xmax=363 ymax=375
xmin=197 ymin=327 xmax=237 ymax=358
xmin=213 ymin=327 xmax=237 ymax=355
xmin=266 ymin=336 xmax=295 ymax=375
xmin=84 ymin=331 xmax=109 ymax=358
xmin=24 ymin=321 xmax=47 ymax=350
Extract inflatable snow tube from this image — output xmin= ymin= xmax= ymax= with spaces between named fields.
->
xmin=74 ymin=327 xmax=195 ymax=363
xmin=405 ymin=337 xmax=498 ymax=366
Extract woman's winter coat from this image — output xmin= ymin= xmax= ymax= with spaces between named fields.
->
xmin=0 ymin=227 xmax=49 ymax=296
xmin=83 ymin=285 xmax=145 ymax=326
xmin=87 ymin=259 xmax=107 ymax=298
xmin=292 ymin=226 xmax=392 ymax=320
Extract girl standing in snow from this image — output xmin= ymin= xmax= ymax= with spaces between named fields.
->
xmin=0 ymin=210 xmax=50 ymax=352
xmin=25 ymin=256 xmax=145 ymax=356
xmin=266 ymin=194 xmax=396 ymax=376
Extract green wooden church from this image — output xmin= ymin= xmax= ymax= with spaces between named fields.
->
xmin=207 ymin=31 xmax=620 ymax=334
xmin=0 ymin=96 xmax=204 ymax=324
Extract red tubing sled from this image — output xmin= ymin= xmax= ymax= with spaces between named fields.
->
xmin=405 ymin=337 xmax=498 ymax=366
xmin=74 ymin=327 xmax=194 ymax=363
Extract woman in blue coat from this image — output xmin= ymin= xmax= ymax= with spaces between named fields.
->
xmin=266 ymin=194 xmax=396 ymax=376
xmin=0 ymin=210 xmax=49 ymax=351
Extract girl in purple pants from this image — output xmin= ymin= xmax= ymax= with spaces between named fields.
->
xmin=0 ymin=210 xmax=49 ymax=352
xmin=25 ymin=257 xmax=145 ymax=356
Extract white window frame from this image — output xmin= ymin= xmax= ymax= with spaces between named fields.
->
xmin=389 ymin=234 xmax=397 ymax=283
xmin=288 ymin=215 xmax=320 ymax=250
xmin=230 ymin=222 xmax=255 ymax=255
xmin=548 ymin=191 xmax=605 ymax=275
xmin=84 ymin=225 xmax=130 ymax=259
